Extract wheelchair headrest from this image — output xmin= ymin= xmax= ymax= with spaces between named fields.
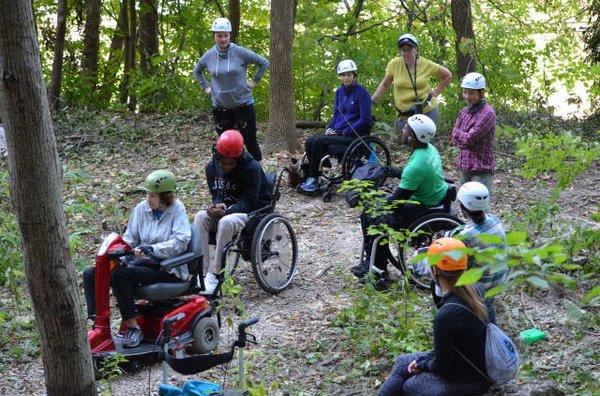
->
xmin=188 ymin=227 xmax=201 ymax=256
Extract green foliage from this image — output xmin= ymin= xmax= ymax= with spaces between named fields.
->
xmin=32 ymin=0 xmax=597 ymax=117
xmin=516 ymin=132 xmax=600 ymax=197
xmin=97 ymin=353 xmax=128 ymax=381
xmin=0 ymin=171 xmax=24 ymax=289
xmin=331 ymin=279 xmax=431 ymax=373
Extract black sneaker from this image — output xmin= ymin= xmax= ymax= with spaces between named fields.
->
xmin=373 ymin=277 xmax=390 ymax=291
xmin=351 ymin=264 xmax=369 ymax=278
xmin=122 ymin=326 xmax=143 ymax=348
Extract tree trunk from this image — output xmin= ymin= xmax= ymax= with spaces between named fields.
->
xmin=48 ymin=0 xmax=68 ymax=112
xmin=0 ymin=1 xmax=96 ymax=395
xmin=82 ymin=0 xmax=102 ymax=89
xmin=451 ymin=0 xmax=476 ymax=78
xmin=101 ymin=0 xmax=127 ymax=103
xmin=266 ymin=0 xmax=298 ymax=153
xmin=228 ymin=0 xmax=240 ymax=43
xmin=121 ymin=0 xmax=137 ymax=110
xmin=139 ymin=0 xmax=158 ymax=74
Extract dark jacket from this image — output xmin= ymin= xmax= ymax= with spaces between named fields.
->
xmin=206 ymin=152 xmax=272 ymax=214
xmin=328 ymin=83 xmax=372 ymax=137
xmin=417 ymin=291 xmax=488 ymax=383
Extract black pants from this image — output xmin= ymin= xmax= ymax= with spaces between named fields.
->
xmin=305 ymin=135 xmax=355 ymax=178
xmin=212 ymin=104 xmax=262 ymax=161
xmin=83 ymin=266 xmax=179 ymax=321
xmin=359 ymin=203 xmax=429 ymax=274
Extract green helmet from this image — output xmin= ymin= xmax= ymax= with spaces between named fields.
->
xmin=141 ymin=170 xmax=176 ymax=193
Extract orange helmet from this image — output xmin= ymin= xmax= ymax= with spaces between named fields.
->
xmin=216 ymin=130 xmax=244 ymax=158
xmin=427 ymin=237 xmax=468 ymax=271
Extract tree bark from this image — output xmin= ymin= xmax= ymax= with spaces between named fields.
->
xmin=0 ymin=1 xmax=96 ymax=395
xmin=82 ymin=0 xmax=102 ymax=89
xmin=139 ymin=0 xmax=158 ymax=74
xmin=122 ymin=0 xmax=137 ymax=110
xmin=101 ymin=0 xmax=127 ymax=103
xmin=48 ymin=0 xmax=68 ymax=112
xmin=228 ymin=0 xmax=240 ymax=43
xmin=451 ymin=0 xmax=476 ymax=78
xmin=266 ymin=0 xmax=298 ymax=153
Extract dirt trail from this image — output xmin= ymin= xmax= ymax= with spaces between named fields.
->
xmin=0 ymin=115 xmax=597 ymax=395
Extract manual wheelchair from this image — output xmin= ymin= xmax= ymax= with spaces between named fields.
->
xmin=209 ymin=169 xmax=298 ymax=294
xmin=298 ymin=134 xmax=392 ymax=202
xmin=364 ymin=183 xmax=464 ymax=290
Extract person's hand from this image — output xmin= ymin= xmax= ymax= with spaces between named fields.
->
xmin=428 ymin=89 xmax=438 ymax=98
xmin=371 ymin=95 xmax=379 ymax=103
xmin=204 ymin=86 xmax=212 ymax=95
xmin=134 ymin=248 xmax=144 ymax=257
xmin=247 ymin=79 xmax=256 ymax=89
xmin=325 ymin=128 xmax=337 ymax=135
xmin=407 ymin=360 xmax=421 ymax=374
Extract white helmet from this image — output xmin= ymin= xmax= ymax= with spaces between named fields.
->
xmin=211 ymin=17 xmax=232 ymax=33
xmin=337 ymin=59 xmax=358 ymax=74
xmin=458 ymin=181 xmax=490 ymax=211
xmin=397 ymin=33 xmax=418 ymax=47
xmin=407 ymin=114 xmax=436 ymax=144
xmin=461 ymin=72 xmax=486 ymax=90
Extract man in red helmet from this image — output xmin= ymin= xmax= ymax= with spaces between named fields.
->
xmin=194 ymin=130 xmax=272 ymax=294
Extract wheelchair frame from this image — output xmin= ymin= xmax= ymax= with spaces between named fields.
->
xmin=213 ymin=168 xmax=299 ymax=294
xmin=314 ymin=135 xmax=391 ymax=202
xmin=368 ymin=210 xmax=464 ymax=289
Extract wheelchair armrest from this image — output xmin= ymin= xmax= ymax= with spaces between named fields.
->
xmin=161 ymin=252 xmax=199 ymax=272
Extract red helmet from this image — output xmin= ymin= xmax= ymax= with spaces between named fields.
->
xmin=216 ymin=130 xmax=244 ymax=158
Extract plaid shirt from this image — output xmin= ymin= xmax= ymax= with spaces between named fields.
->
xmin=451 ymin=101 xmax=496 ymax=172
xmin=459 ymin=214 xmax=508 ymax=291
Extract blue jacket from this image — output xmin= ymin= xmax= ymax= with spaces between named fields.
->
xmin=328 ymin=83 xmax=372 ymax=137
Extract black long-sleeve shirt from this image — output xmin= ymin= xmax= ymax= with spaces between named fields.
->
xmin=205 ymin=153 xmax=272 ymax=214
xmin=417 ymin=292 xmax=488 ymax=383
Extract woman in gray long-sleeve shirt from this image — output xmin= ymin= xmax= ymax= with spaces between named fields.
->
xmin=83 ymin=170 xmax=191 ymax=349
xmin=194 ymin=17 xmax=269 ymax=161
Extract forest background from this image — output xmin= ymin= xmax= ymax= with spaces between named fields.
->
xmin=0 ymin=0 xmax=599 ymax=395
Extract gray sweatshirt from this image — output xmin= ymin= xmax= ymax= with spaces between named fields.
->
xmin=194 ymin=43 xmax=269 ymax=109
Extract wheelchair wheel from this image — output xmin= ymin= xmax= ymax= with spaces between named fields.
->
xmin=398 ymin=212 xmax=463 ymax=290
xmin=341 ymin=136 xmax=391 ymax=180
xmin=250 ymin=213 xmax=298 ymax=294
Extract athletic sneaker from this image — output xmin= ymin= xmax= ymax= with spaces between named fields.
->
xmin=201 ymin=272 xmax=219 ymax=295
xmin=122 ymin=326 xmax=143 ymax=348
xmin=351 ymin=264 xmax=369 ymax=278
xmin=298 ymin=177 xmax=318 ymax=194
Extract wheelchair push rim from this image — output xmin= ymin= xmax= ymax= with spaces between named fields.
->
xmin=341 ymin=136 xmax=391 ymax=180
xmin=251 ymin=213 xmax=298 ymax=294
xmin=397 ymin=213 xmax=463 ymax=290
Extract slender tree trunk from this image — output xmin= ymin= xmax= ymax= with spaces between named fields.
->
xmin=0 ymin=1 xmax=96 ymax=395
xmin=266 ymin=0 xmax=297 ymax=152
xmin=101 ymin=0 xmax=127 ymax=103
xmin=82 ymin=0 xmax=102 ymax=89
xmin=139 ymin=0 xmax=158 ymax=74
xmin=451 ymin=0 xmax=476 ymax=78
xmin=228 ymin=0 xmax=240 ymax=43
xmin=48 ymin=0 xmax=68 ymax=112
xmin=121 ymin=0 xmax=137 ymax=109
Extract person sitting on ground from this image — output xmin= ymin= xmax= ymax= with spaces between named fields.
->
xmin=352 ymin=114 xmax=450 ymax=288
xmin=378 ymin=238 xmax=492 ymax=396
xmin=194 ymin=130 xmax=272 ymax=295
xmin=298 ymin=59 xmax=372 ymax=195
xmin=455 ymin=181 xmax=507 ymax=324
xmin=451 ymin=72 xmax=496 ymax=193
xmin=83 ymin=170 xmax=191 ymax=348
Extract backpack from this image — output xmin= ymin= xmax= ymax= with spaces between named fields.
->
xmin=343 ymin=164 xmax=401 ymax=207
xmin=444 ymin=302 xmax=520 ymax=387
